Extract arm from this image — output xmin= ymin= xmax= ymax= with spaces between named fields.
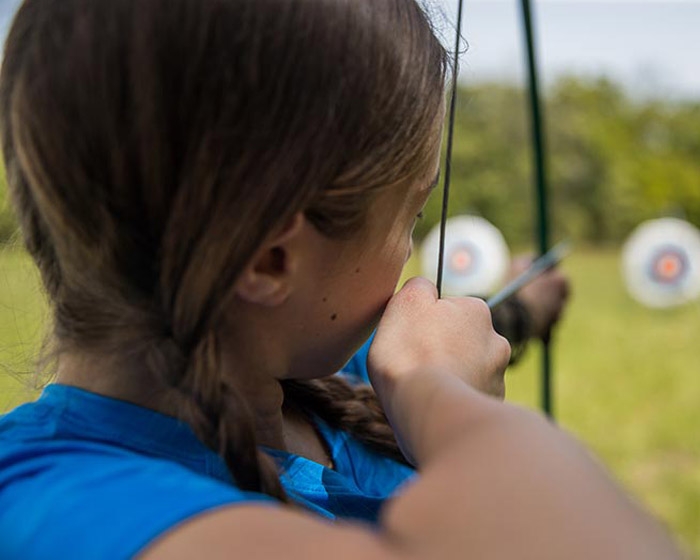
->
xmin=144 ymin=279 xmax=679 ymax=560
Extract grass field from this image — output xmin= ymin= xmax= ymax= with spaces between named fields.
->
xmin=1 ymin=247 xmax=699 ymax=556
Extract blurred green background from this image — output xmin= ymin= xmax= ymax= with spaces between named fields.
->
xmin=1 ymin=78 xmax=699 ymax=555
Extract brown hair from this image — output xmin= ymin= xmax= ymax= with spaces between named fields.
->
xmin=0 ymin=0 xmax=447 ymax=501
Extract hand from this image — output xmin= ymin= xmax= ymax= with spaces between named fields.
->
xmin=368 ymin=277 xmax=511 ymax=400
xmin=366 ymin=277 xmax=510 ymax=464
xmin=508 ymin=255 xmax=570 ymax=339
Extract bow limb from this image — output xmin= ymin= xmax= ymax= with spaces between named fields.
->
xmin=519 ymin=0 xmax=555 ymax=419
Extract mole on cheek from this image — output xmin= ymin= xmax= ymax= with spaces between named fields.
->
xmin=322 ymin=297 xmax=328 ymax=303
xmin=331 ymin=313 xmax=338 ymax=321
xmin=355 ymin=268 xmax=361 ymax=274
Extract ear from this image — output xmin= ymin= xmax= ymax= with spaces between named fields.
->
xmin=234 ymin=212 xmax=306 ymax=306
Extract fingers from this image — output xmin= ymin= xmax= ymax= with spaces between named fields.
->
xmin=371 ymin=281 xmax=511 ymax=397
xmin=445 ymin=294 xmax=490 ymax=321
xmin=488 ymin=329 xmax=511 ymax=399
xmin=383 ymin=278 xmax=439 ymax=326
xmin=493 ymin=331 xmax=512 ymax=371
xmin=398 ymin=277 xmax=439 ymax=302
xmin=557 ymin=271 xmax=571 ymax=300
xmin=546 ymin=268 xmax=571 ymax=310
xmin=448 ymin=296 xmax=511 ymax=398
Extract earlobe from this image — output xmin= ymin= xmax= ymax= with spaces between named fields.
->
xmin=235 ymin=270 xmax=290 ymax=306
xmin=234 ymin=213 xmax=306 ymax=307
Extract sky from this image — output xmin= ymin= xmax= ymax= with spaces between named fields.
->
xmin=440 ymin=0 xmax=700 ymax=99
xmin=0 ymin=0 xmax=698 ymax=99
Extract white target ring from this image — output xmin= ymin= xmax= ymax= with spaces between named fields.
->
xmin=622 ymin=218 xmax=700 ymax=308
xmin=420 ymin=215 xmax=510 ymax=297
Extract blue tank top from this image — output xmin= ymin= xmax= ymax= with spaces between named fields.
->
xmin=0 ymin=376 xmax=414 ymax=559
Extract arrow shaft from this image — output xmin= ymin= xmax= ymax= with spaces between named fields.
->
xmin=487 ymin=241 xmax=571 ymax=309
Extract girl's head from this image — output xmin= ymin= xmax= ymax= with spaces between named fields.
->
xmin=1 ymin=0 xmax=447 ymax=497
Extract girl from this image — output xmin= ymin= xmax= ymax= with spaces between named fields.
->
xmin=0 ymin=0 xmax=679 ymax=558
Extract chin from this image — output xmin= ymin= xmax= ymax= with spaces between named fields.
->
xmin=286 ymin=325 xmax=376 ymax=381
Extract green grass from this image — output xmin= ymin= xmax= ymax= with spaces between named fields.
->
xmin=0 ymin=248 xmax=51 ymax=411
xmin=1 ymin=247 xmax=699 ymax=556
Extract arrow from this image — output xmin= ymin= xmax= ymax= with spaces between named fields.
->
xmin=487 ymin=241 xmax=571 ymax=309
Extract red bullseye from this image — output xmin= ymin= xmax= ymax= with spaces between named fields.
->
xmin=450 ymin=249 xmax=473 ymax=273
xmin=650 ymin=249 xmax=687 ymax=284
xmin=656 ymin=255 xmax=681 ymax=280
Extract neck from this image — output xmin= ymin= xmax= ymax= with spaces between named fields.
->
xmin=56 ymin=352 xmax=176 ymax=413
xmin=55 ymin=351 xmax=295 ymax=453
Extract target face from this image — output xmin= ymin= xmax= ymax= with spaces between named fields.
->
xmin=622 ymin=218 xmax=700 ymax=308
xmin=420 ymin=216 xmax=510 ymax=297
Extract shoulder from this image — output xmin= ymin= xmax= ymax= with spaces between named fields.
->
xmin=0 ymin=402 xmax=272 ymax=560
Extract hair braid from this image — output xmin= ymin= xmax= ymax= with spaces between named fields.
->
xmin=282 ymin=377 xmax=409 ymax=466
xmin=148 ymin=330 xmax=288 ymax=501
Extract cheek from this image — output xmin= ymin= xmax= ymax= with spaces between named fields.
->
xmin=285 ymin=267 xmax=391 ymax=379
xmin=284 ymin=224 xmax=413 ymax=380
xmin=332 ymin=242 xmax=407 ymax=333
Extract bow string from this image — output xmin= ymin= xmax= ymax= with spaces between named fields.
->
xmin=435 ymin=0 xmax=464 ymax=298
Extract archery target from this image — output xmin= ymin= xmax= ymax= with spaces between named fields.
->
xmin=420 ymin=215 xmax=510 ymax=297
xmin=622 ymin=218 xmax=700 ymax=308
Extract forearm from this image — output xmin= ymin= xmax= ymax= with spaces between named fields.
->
xmin=379 ymin=373 xmax=680 ymax=559
xmin=377 ymin=370 xmax=502 ymax=465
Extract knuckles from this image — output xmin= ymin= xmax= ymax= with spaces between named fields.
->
xmin=392 ymin=277 xmax=438 ymax=309
xmin=461 ymin=296 xmax=494 ymax=327
xmin=494 ymin=333 xmax=512 ymax=368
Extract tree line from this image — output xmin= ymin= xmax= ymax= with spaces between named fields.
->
xmin=416 ymin=77 xmax=700 ymax=246
xmin=1 ymin=76 xmax=698 ymax=247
